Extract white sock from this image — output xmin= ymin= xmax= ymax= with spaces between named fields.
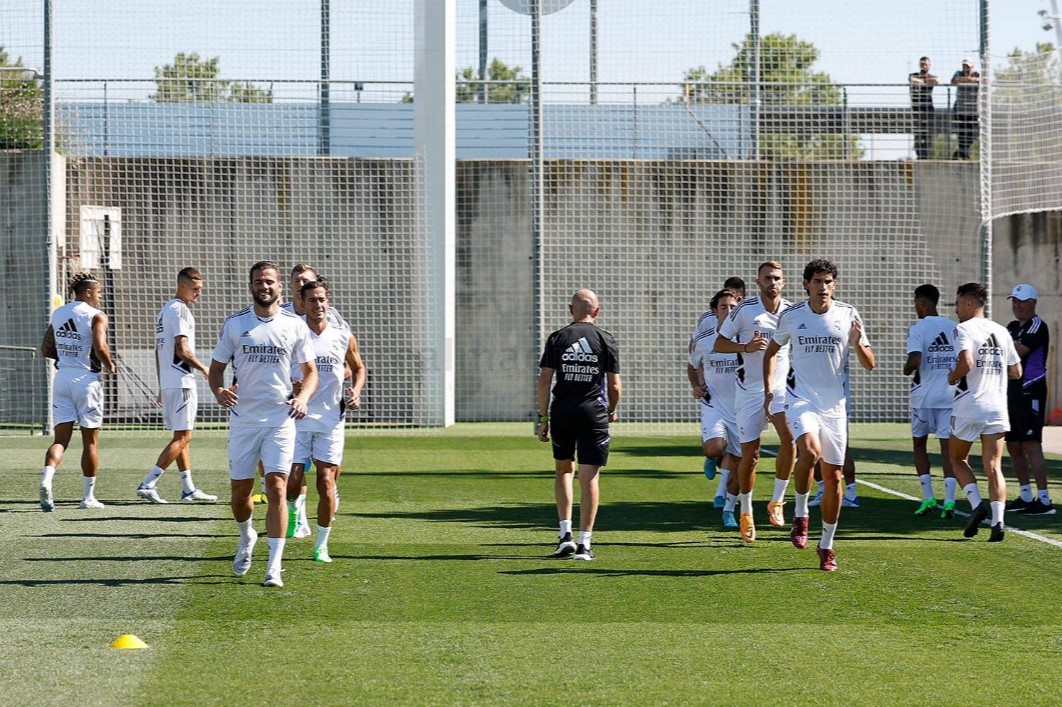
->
xmin=816 ymin=479 xmax=825 ymax=494
xmin=990 ymin=500 xmax=1005 ymax=526
xmin=1038 ymin=488 xmax=1052 ymax=504
xmin=820 ymin=521 xmax=838 ymax=550
xmin=715 ymin=469 xmax=730 ymax=497
xmin=315 ymin=524 xmax=331 ymax=549
xmin=579 ymin=531 xmax=592 ymax=549
xmin=237 ymin=518 xmax=255 ymax=543
xmin=82 ymin=476 xmax=97 ymax=500
xmin=944 ymin=477 xmax=958 ymax=503
xmin=296 ymin=493 xmax=308 ymax=526
xmin=738 ymin=492 xmax=752 ymax=515
xmin=42 ymin=465 xmax=55 ymax=488
xmin=141 ymin=465 xmax=165 ymax=489
xmin=559 ymin=519 xmax=572 ymax=537
xmin=723 ymin=493 xmax=737 ymax=512
xmin=918 ymin=474 xmax=934 ymax=500
xmin=794 ymin=491 xmax=809 ymax=518
xmin=771 ymin=477 xmax=790 ymax=504
xmin=844 ymin=482 xmax=858 ymax=501
xmin=266 ymin=536 xmax=286 ymax=577
xmin=963 ymin=482 xmax=983 ymax=509
xmin=179 ymin=470 xmax=196 ymax=494
xmin=1019 ymin=484 xmax=1033 ymax=502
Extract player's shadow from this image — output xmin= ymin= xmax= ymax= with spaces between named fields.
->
xmin=28 ymin=532 xmax=222 ymax=539
xmin=0 ymin=574 xmax=236 ymax=587
xmin=23 ymin=554 xmax=233 ymax=563
xmin=500 ymin=566 xmax=809 ymax=578
xmin=60 ymin=515 xmax=216 ymax=523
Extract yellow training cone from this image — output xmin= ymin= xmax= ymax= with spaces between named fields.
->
xmin=110 ymin=634 xmax=149 ymax=650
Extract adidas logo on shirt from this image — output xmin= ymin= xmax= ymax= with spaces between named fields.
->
xmin=979 ymin=334 xmax=1002 ymax=356
xmin=55 ymin=318 xmax=82 ymax=340
xmin=240 ymin=330 xmax=252 ymax=338
xmin=797 ymin=323 xmax=808 ymax=330
xmin=927 ymin=333 xmax=953 ymax=352
xmin=562 ymin=337 xmax=598 ymax=363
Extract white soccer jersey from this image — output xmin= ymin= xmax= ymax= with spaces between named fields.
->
xmin=906 ymin=315 xmax=957 ymax=409
xmin=51 ymin=301 xmax=103 ymax=372
xmin=280 ymin=300 xmax=349 ymax=331
xmin=717 ymin=295 xmax=792 ymax=393
xmin=774 ymin=300 xmax=869 ymax=415
xmin=689 ymin=326 xmax=739 ymax=420
xmin=951 ymin=318 xmax=1020 ymax=420
xmin=691 ymin=309 xmax=713 ymax=341
xmin=212 ymin=307 xmax=314 ymax=428
xmin=298 ymin=322 xmax=351 ymax=434
xmin=156 ymin=298 xmax=197 ymax=390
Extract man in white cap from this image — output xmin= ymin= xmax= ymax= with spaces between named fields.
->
xmin=951 ymin=58 xmax=980 ymax=159
xmin=1004 ymin=283 xmax=1055 ymax=515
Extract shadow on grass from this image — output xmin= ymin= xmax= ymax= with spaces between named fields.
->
xmin=60 ymin=516 xmax=218 ymax=523
xmin=27 ymin=532 xmax=222 ymax=539
xmin=0 ymin=574 xmax=236 ymax=587
xmin=500 ymin=566 xmax=810 ymax=578
xmin=23 ymin=555 xmax=233 ymax=563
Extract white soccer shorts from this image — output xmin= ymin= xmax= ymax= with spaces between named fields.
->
xmin=735 ymin=386 xmax=785 ymax=444
xmin=52 ymin=369 xmax=103 ymax=428
xmin=950 ymin=415 xmax=1008 ymax=443
xmin=161 ymin=388 xmax=197 ymax=431
xmin=910 ymin=407 xmax=951 ymax=440
xmin=700 ymin=401 xmax=740 ymax=456
xmin=294 ymin=425 xmax=345 ymax=467
xmin=228 ymin=423 xmax=296 ymax=480
xmin=786 ymin=399 xmax=847 ymax=467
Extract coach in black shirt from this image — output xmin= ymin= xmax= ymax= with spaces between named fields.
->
xmin=537 ymin=289 xmax=622 ymax=561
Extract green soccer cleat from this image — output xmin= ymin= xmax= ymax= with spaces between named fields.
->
xmin=940 ymin=500 xmax=955 ymax=519
xmin=285 ymin=506 xmax=297 ymax=538
xmin=313 ymin=546 xmax=333 ymax=563
xmin=915 ymin=498 xmax=938 ymax=516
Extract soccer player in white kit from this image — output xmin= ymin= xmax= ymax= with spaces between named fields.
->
xmin=765 ymin=259 xmax=875 ymax=572
xmin=903 ymin=284 xmax=958 ymax=518
xmin=137 ymin=267 xmax=217 ymax=504
xmin=39 ymin=272 xmax=117 ymax=511
xmin=714 ymin=261 xmax=796 ymax=543
xmin=209 ymin=261 xmax=318 ymax=587
xmin=687 ymin=288 xmax=742 ymax=527
xmin=946 ymin=282 xmax=1021 ymax=542
xmin=287 ymin=279 xmax=365 ymax=563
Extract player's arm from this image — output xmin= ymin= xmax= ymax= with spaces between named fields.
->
xmin=91 ymin=313 xmax=116 ymax=375
xmin=536 ymin=367 xmax=554 ymax=441
xmin=686 ymin=363 xmax=706 ymax=399
xmin=902 ymin=352 xmax=921 ymax=376
xmin=175 ymin=335 xmax=210 ymax=380
xmin=713 ymin=332 xmax=765 ymax=354
xmin=41 ymin=325 xmax=57 ymax=360
xmin=208 ymin=359 xmax=238 ymax=407
xmin=762 ymin=339 xmax=781 ymax=410
xmin=849 ymin=319 xmax=875 ymax=371
xmin=948 ymin=350 xmax=972 ymax=386
xmin=289 ymin=360 xmax=318 ymax=418
xmin=606 ymin=372 xmax=622 ymax=423
xmin=344 ymin=333 xmax=366 ymax=409
xmin=1008 ymin=361 xmax=1023 ymax=380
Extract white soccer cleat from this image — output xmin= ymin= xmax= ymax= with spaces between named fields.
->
xmin=262 ymin=573 xmax=284 ymax=588
xmin=136 ymin=486 xmax=168 ymax=504
xmin=313 ymin=546 xmax=332 ymax=563
xmin=78 ymin=497 xmax=105 ymax=509
xmin=233 ymin=529 xmax=258 ymax=577
xmin=39 ymin=485 xmax=54 ymax=512
xmin=181 ymin=488 xmax=218 ymax=502
xmin=293 ymin=523 xmax=312 ymax=539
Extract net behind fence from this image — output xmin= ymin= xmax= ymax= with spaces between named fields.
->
xmin=3 ymin=0 xmax=1059 ymax=436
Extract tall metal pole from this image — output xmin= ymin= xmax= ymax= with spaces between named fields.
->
xmin=589 ymin=0 xmax=598 ymax=105
xmin=979 ymin=0 xmax=992 ymax=311
xmin=479 ymin=0 xmax=488 ymax=104
xmin=531 ymin=0 xmax=546 ymax=386
xmin=749 ymin=0 xmax=760 ymax=160
xmin=44 ymin=0 xmax=55 ymax=434
xmin=319 ymin=0 xmax=331 ymax=155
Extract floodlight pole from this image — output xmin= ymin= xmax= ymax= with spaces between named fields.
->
xmin=319 ymin=0 xmax=331 ymax=155
xmin=590 ymin=0 xmax=598 ymax=105
xmin=531 ymin=0 xmax=546 ymax=374
xmin=749 ymin=0 xmax=760 ymax=160
xmin=979 ymin=0 xmax=991 ymax=314
xmin=479 ymin=0 xmax=488 ymax=103
xmin=44 ymin=0 xmax=55 ymax=434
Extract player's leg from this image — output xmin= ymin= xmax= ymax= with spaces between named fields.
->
xmin=228 ymin=428 xmax=261 ymax=578
xmin=261 ymin=425 xmax=296 ymax=586
xmin=938 ymin=436 xmax=957 ymax=517
xmin=286 ymin=462 xmax=306 ymax=538
xmin=574 ymin=464 xmax=601 ymax=560
xmin=788 ymin=413 xmax=823 ymax=551
xmin=553 ymin=458 xmax=576 ymax=556
xmin=1021 ymin=441 xmax=1054 ymax=512
xmin=313 ymin=460 xmax=338 ymax=563
xmin=40 ymin=420 xmax=73 ymax=511
xmin=766 ymin=405 xmax=795 ymax=527
xmin=981 ymin=432 xmax=1008 ymax=541
xmin=841 ymin=446 xmax=858 ymax=507
xmin=912 ymin=426 xmax=938 ymax=514
xmin=949 ymin=422 xmax=988 ymax=537
xmin=720 ymin=451 xmax=740 ymax=528
xmin=77 ymin=427 xmax=104 ymax=508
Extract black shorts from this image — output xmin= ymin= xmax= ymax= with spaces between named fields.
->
xmin=550 ymin=403 xmax=611 ymax=467
xmin=1005 ymin=387 xmax=1046 ymax=443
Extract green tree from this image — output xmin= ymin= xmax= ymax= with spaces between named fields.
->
xmin=402 ymin=58 xmax=529 ymax=104
xmin=0 ymin=46 xmax=43 ymax=149
xmin=682 ymin=33 xmax=861 ymax=160
xmin=151 ymin=52 xmax=272 ymax=103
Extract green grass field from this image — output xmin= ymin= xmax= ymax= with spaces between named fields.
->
xmin=1 ymin=423 xmax=1060 ymax=706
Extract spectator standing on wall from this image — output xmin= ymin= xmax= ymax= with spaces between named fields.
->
xmin=951 ymin=58 xmax=980 ymax=160
xmin=909 ymin=56 xmax=938 ymax=160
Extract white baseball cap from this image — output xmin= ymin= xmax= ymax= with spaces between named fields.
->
xmin=962 ymin=58 xmax=974 ymax=67
xmin=1008 ymin=284 xmax=1038 ymax=301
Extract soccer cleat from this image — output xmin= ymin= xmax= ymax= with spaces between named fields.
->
xmin=739 ymin=513 xmax=756 ymax=543
xmin=1005 ymin=497 xmax=1033 ymax=513
xmin=313 ymin=546 xmax=333 ymax=563
xmin=988 ymin=522 xmax=1005 ymax=543
xmin=1020 ymin=499 xmax=1056 ymax=515
xmin=293 ymin=523 xmax=312 ymax=539
xmin=817 ymin=545 xmax=838 ymax=572
xmin=39 ymin=485 xmax=54 ymax=513
xmin=767 ymin=501 xmax=785 ymax=528
xmin=573 ymin=544 xmax=594 ymax=561
xmin=78 ymin=497 xmax=105 ymax=509
xmin=702 ymin=457 xmax=717 ymax=481
xmin=721 ymin=510 xmax=738 ymax=528
xmin=136 ymin=486 xmax=168 ymax=504
xmin=940 ymin=501 xmax=956 ymax=519
xmin=807 ymin=489 xmax=823 ymax=507
xmin=713 ymin=494 xmax=726 ymax=510
xmin=250 ymin=493 xmax=267 ymax=504
xmin=233 ymin=529 xmax=258 ymax=577
xmin=842 ymin=495 xmax=860 ymax=508
xmin=790 ymin=516 xmax=809 ymax=549
xmin=262 ymin=573 xmax=284 ymax=588
xmin=285 ymin=507 xmax=298 ymax=538
xmin=553 ymin=532 xmax=576 ymax=558
xmin=963 ymin=503 xmax=989 ymax=538
xmin=915 ymin=498 xmax=938 ymax=516
xmin=181 ymin=488 xmax=217 ymax=502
